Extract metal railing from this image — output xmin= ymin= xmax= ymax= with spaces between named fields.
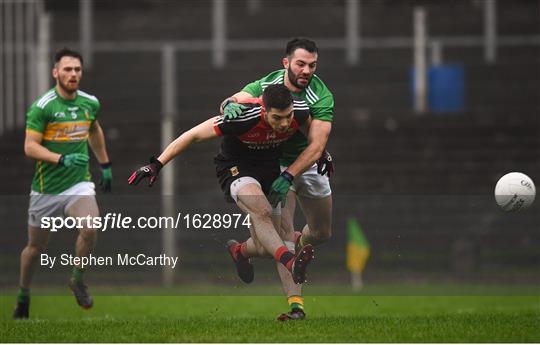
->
xmin=0 ymin=0 xmax=48 ymax=136
xmin=2 ymin=0 xmax=540 ymax=136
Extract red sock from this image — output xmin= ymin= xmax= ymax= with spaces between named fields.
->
xmin=239 ymin=242 xmax=249 ymax=259
xmin=274 ymin=246 xmax=294 ymax=271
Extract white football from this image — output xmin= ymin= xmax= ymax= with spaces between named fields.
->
xmin=494 ymin=172 xmax=536 ymax=211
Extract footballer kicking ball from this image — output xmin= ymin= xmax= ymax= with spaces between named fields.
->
xmin=494 ymin=172 xmax=536 ymax=211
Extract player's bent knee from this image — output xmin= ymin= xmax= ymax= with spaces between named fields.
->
xmin=250 ymin=206 xmax=274 ymax=223
xmin=78 ymin=228 xmax=98 ymax=241
xmin=24 ymin=244 xmax=46 ymax=257
xmin=256 ymin=246 xmax=268 ymax=257
xmin=312 ymin=228 xmax=332 ymax=243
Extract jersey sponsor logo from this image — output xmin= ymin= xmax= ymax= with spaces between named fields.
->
xmin=237 ymin=120 xmax=300 ymax=151
xmin=54 ymin=112 xmax=66 ymax=118
xmin=242 ymin=137 xmax=289 ymax=150
xmin=242 ymin=133 xmax=289 ymax=150
xmin=43 ymin=121 xmax=91 ymax=142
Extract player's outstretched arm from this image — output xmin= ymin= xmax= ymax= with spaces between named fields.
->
xmin=157 ymin=117 xmax=217 ymax=165
xmin=286 ymin=119 xmax=332 ymax=177
xmin=128 ymin=117 xmax=218 ymax=187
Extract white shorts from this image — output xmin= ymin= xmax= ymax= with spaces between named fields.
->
xmin=281 ymin=164 xmax=332 ymax=199
xmin=28 ymin=182 xmax=96 ymax=227
xmin=230 ymin=176 xmax=281 ymax=215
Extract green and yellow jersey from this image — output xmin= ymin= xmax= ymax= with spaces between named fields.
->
xmin=242 ymin=69 xmax=334 ymax=166
xmin=26 ymin=88 xmax=100 ymax=194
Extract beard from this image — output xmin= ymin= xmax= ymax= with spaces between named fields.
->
xmin=58 ymin=78 xmax=79 ymax=94
xmin=287 ymin=66 xmax=312 ymax=90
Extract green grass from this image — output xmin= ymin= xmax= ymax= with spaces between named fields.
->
xmin=1 ymin=288 xmax=539 ymax=342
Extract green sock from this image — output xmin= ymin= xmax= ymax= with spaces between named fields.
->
xmin=287 ymin=295 xmax=304 ymax=311
xmin=291 ymin=302 xmax=304 ymax=311
xmin=72 ymin=267 xmax=84 ymax=282
xmin=17 ymin=287 xmax=30 ymax=303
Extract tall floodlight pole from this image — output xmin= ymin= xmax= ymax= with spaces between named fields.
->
xmin=0 ymin=3 xmax=4 ymax=135
xmin=26 ymin=0 xmax=37 ymax=104
xmin=346 ymin=0 xmax=360 ymax=65
xmin=484 ymin=0 xmax=497 ymax=63
xmin=212 ymin=0 xmax=226 ymax=68
xmin=413 ymin=7 xmax=427 ymax=115
xmin=5 ymin=1 xmax=14 ymax=131
xmin=36 ymin=10 xmax=50 ymax=97
xmin=80 ymin=0 xmax=94 ymax=69
xmin=161 ymin=44 xmax=177 ymax=286
xmin=15 ymin=1 xmax=25 ymax=128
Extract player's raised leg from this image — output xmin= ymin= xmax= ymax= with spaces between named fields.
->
xmin=14 ymin=225 xmax=50 ymax=319
xmin=227 ymin=183 xmax=275 ymax=283
xmin=296 ymin=194 xmax=333 ymax=247
xmin=233 ymin=180 xmax=314 ymax=284
xmin=226 ymin=220 xmax=272 ymax=284
xmin=66 ymin=195 xmax=99 ymax=309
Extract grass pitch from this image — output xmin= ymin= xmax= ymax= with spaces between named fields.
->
xmin=2 ymin=287 xmax=539 ymax=342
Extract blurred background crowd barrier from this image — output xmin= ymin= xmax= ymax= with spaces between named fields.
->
xmin=0 ymin=0 xmax=538 ymax=289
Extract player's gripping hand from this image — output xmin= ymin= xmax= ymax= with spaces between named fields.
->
xmin=100 ymin=162 xmax=112 ymax=193
xmin=128 ymin=157 xmax=163 ymax=187
xmin=222 ymin=101 xmax=248 ymax=120
xmin=317 ymin=150 xmax=334 ymax=177
xmin=267 ymin=171 xmax=294 ymax=208
xmin=59 ymin=153 xmax=89 ymax=168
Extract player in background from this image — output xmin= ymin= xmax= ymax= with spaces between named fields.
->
xmin=13 ymin=48 xmax=112 ymax=319
xmin=129 ymin=84 xmax=315 ymax=287
xmin=219 ymin=38 xmax=334 ymax=321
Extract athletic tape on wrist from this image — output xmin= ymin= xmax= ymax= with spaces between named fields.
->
xmin=281 ymin=170 xmax=294 ymax=183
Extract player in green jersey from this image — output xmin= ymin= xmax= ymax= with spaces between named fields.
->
xmin=220 ymin=38 xmax=335 ymax=321
xmin=13 ymin=48 xmax=113 ymax=319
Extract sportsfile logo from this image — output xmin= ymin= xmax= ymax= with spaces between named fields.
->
xmin=40 ymin=212 xmax=251 ymax=232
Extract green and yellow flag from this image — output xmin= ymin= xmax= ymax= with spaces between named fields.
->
xmin=346 ymin=217 xmax=370 ymax=273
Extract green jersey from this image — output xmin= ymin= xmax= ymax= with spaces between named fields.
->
xmin=26 ymin=88 xmax=100 ymax=194
xmin=242 ymin=69 xmax=334 ymax=166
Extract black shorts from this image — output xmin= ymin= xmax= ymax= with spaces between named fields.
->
xmin=214 ymin=154 xmax=280 ymax=203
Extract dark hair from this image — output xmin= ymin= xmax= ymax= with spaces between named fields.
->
xmin=285 ymin=37 xmax=318 ymax=57
xmin=54 ymin=48 xmax=83 ymax=66
xmin=262 ymin=84 xmax=293 ymax=110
